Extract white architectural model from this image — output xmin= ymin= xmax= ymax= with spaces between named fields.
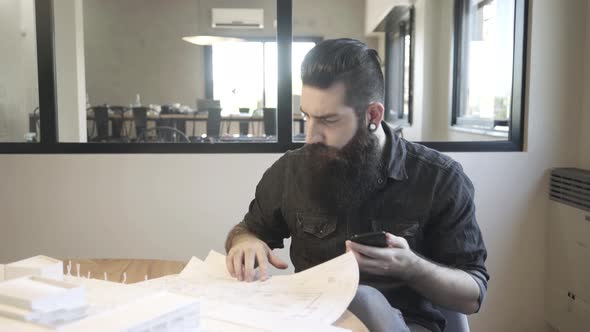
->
xmin=0 ymin=257 xmax=200 ymax=332
xmin=0 ymin=251 xmax=359 ymax=331
xmin=4 ymin=256 xmax=63 ymax=281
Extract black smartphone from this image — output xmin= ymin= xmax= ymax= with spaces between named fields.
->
xmin=349 ymin=231 xmax=388 ymax=247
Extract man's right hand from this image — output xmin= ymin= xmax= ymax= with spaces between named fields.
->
xmin=226 ymin=235 xmax=289 ymax=282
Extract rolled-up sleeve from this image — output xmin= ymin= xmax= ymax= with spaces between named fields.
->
xmin=424 ymin=162 xmax=489 ymax=310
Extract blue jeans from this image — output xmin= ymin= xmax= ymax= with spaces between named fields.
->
xmin=348 ymin=285 xmax=432 ymax=332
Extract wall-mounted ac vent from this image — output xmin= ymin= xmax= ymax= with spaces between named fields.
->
xmin=211 ymin=8 xmax=264 ymax=29
xmin=550 ymin=168 xmax=590 ymax=212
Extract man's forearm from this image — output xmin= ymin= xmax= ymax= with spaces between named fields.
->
xmin=225 ymin=223 xmax=257 ymax=253
xmin=408 ymin=256 xmax=481 ymax=314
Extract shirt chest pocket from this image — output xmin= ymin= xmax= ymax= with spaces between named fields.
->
xmin=296 ymin=212 xmax=338 ymax=239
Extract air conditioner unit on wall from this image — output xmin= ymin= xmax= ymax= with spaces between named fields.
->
xmin=211 ymin=8 xmax=264 ymax=29
xmin=546 ymin=168 xmax=590 ymax=332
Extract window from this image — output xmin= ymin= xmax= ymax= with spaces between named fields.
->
xmin=212 ymin=42 xmax=265 ymax=115
xmin=0 ymin=0 xmax=40 ymax=143
xmin=452 ymin=0 xmax=516 ymax=137
xmin=384 ymin=6 xmax=414 ymax=126
xmin=210 ymin=39 xmax=316 ymax=142
xmin=290 ymin=41 xmax=319 ymax=142
xmin=0 ymin=0 xmax=528 ymax=153
xmin=211 ymin=40 xmax=316 ymax=113
xmin=402 ymin=29 xmax=413 ymax=124
xmin=291 ymin=42 xmax=318 ymax=101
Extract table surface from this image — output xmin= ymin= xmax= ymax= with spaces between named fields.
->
xmin=62 ymin=258 xmax=368 ymax=332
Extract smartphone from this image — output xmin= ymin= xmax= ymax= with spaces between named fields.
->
xmin=349 ymin=231 xmax=388 ymax=248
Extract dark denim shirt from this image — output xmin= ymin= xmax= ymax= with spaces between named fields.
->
xmin=238 ymin=123 xmax=489 ymax=332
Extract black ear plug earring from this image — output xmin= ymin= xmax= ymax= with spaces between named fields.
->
xmin=368 ymin=123 xmax=377 ymax=132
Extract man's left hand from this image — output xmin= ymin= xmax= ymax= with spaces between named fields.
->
xmin=345 ymin=232 xmax=421 ymax=281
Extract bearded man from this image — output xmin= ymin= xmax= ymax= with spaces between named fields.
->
xmin=224 ymin=38 xmax=488 ymax=332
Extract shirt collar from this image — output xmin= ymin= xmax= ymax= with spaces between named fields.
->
xmin=382 ymin=121 xmax=408 ymax=181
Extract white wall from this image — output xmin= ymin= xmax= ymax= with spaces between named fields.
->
xmin=580 ymin=1 xmax=590 ymax=170
xmin=403 ymin=0 xmax=426 ymax=141
xmin=416 ymin=0 xmax=447 ymax=141
xmin=0 ymin=0 xmax=38 ymax=142
xmin=294 ymin=0 xmax=367 ymax=41
xmin=427 ymin=0 xmax=454 ymax=142
xmin=0 ymin=1 xmax=589 ymax=332
xmin=365 ymin=0 xmax=412 ymax=35
xmin=452 ymin=2 xmax=586 ymax=332
xmin=401 ymin=0 xmax=458 ymax=142
xmin=54 ymin=0 xmax=88 ymax=143
xmin=0 ymin=154 xmax=281 ymax=263
xmin=83 ymin=0 xmax=205 ymax=107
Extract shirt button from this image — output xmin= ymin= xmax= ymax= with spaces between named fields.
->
xmin=378 ymin=179 xmax=384 ymax=185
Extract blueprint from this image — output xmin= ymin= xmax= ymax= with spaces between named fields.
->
xmin=139 ymin=251 xmax=360 ymax=331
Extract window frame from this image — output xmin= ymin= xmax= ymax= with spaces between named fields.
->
xmin=384 ymin=6 xmax=415 ymax=126
xmin=450 ymin=0 xmax=527 ymax=147
xmin=0 ymin=0 xmax=528 ymax=154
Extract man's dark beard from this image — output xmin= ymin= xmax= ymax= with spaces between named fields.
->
xmin=303 ymin=125 xmax=385 ymax=214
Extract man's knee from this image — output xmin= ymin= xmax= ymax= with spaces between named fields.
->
xmin=349 ymin=285 xmax=390 ymax=315
xmin=352 ymin=284 xmax=387 ymax=306
xmin=348 ymin=285 xmax=410 ymax=332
